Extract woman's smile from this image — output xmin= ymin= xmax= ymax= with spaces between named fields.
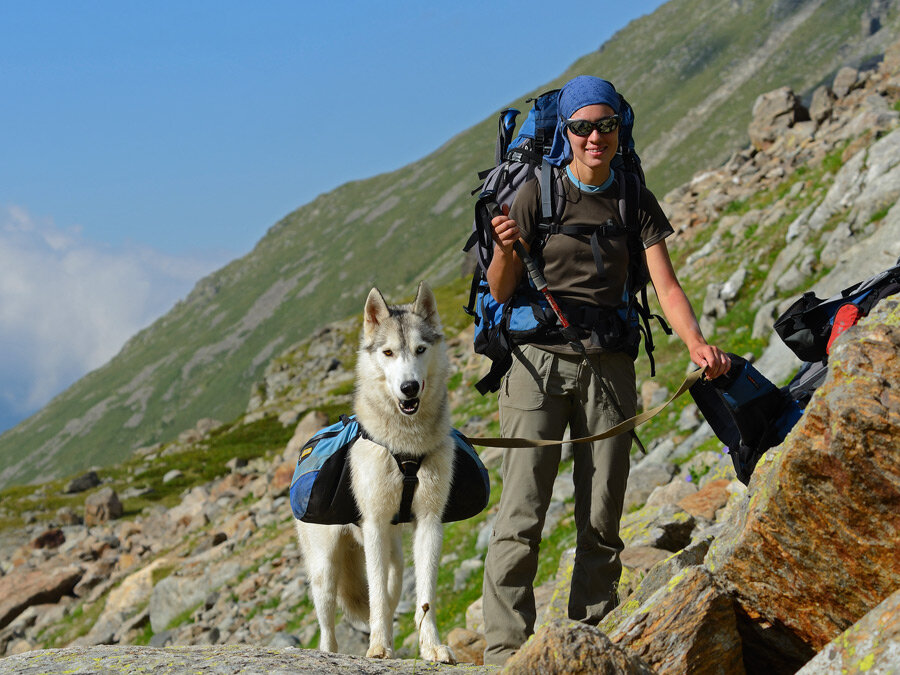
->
xmin=567 ymin=103 xmax=618 ymax=185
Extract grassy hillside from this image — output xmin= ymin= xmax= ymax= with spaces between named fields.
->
xmin=1 ymin=0 xmax=897 ymax=488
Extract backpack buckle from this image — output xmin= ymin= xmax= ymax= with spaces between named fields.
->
xmin=537 ymin=222 xmax=560 ymax=235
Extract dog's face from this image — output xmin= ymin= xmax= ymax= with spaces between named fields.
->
xmin=362 ymin=282 xmax=444 ymax=416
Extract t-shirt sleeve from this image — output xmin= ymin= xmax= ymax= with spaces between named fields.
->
xmin=507 ymin=176 xmax=542 ymax=246
xmin=637 ymin=185 xmax=675 ymax=249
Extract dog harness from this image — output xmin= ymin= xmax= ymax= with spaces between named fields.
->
xmin=356 ymin=420 xmax=422 ymax=524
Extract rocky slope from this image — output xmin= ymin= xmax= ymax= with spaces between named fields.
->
xmin=2 ymin=35 xmax=900 ymax=675
xmin=2 ymin=0 xmax=898 ymax=491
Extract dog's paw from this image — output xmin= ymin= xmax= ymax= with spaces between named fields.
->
xmin=365 ymin=644 xmax=394 ymax=659
xmin=420 ymin=643 xmax=456 ymax=664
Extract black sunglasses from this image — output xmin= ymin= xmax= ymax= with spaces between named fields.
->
xmin=564 ymin=115 xmax=620 ymax=137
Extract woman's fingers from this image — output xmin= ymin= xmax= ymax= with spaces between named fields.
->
xmin=491 ymin=215 xmax=520 ymax=249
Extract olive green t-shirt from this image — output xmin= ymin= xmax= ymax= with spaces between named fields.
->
xmin=508 ymin=171 xmax=673 ymax=352
xmin=510 ymin=172 xmax=673 ymax=307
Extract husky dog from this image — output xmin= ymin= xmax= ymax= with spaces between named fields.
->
xmin=295 ymin=282 xmax=455 ymax=663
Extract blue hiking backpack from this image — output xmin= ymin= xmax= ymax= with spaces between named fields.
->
xmin=462 ymin=89 xmax=668 ymax=395
xmin=690 ymin=354 xmax=803 ymax=485
xmin=289 ymin=415 xmax=490 ymax=525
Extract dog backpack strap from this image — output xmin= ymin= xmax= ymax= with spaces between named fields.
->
xmin=391 ymin=455 xmax=422 ymax=524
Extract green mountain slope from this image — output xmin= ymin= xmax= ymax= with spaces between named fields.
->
xmin=1 ymin=0 xmax=897 ymax=488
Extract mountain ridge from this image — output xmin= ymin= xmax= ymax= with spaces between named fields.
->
xmin=1 ymin=0 xmax=898 ymax=489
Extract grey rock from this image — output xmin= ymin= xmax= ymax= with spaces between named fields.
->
xmin=452 ymin=558 xmax=484 ymax=592
xmin=395 ymin=565 xmax=416 ymax=615
xmin=720 ymin=267 xmax=747 ymax=302
xmin=833 ymin=66 xmax=860 ymax=98
xmin=267 ymin=631 xmax=301 ymax=648
xmin=540 ymin=501 xmax=568 ymax=539
xmin=475 ymin=514 xmax=496 ymax=551
xmin=551 ymin=470 xmax=575 ymax=503
xmin=0 ymin=644 xmax=498 ymax=673
xmin=795 ymin=587 xmax=900 ymax=674
xmin=65 ymin=471 xmax=101 ymax=494
xmin=752 ymin=298 xmax=782 ymax=340
xmin=646 ymin=478 xmax=698 ymax=508
xmin=677 ymin=403 xmax=702 ymax=432
xmin=749 ymin=87 xmax=810 ymax=150
xmin=162 ymin=470 xmax=183 ymax=484
xmin=148 ymin=561 xmax=240 ymax=633
xmin=602 ymin=536 xmax=714 ymax=635
xmin=702 ymin=282 xmax=726 ymax=318
xmin=621 ymin=503 xmax=696 ymax=552
xmin=809 ymin=85 xmax=836 ymax=124
xmin=639 ymin=437 xmax=677 ymax=466
xmin=623 ymin=461 xmax=675 ymax=513
xmin=84 ymin=488 xmax=123 ymax=526
xmin=640 ymin=380 xmax=670 ymax=412
xmin=774 ymin=260 xmax=809 ymax=293
xmin=54 ymin=507 xmax=82 ymax=527
xmin=671 ymin=423 xmax=715 ymax=462
xmin=754 ymin=332 xmax=803 ymax=387
xmin=147 ymin=630 xmax=176 ymax=648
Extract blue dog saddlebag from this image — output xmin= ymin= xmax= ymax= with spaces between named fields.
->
xmin=289 ymin=416 xmax=490 ymax=524
xmin=289 ymin=416 xmax=362 ymax=525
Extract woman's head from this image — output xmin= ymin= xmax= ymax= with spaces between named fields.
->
xmin=547 ymin=76 xmax=622 ymax=182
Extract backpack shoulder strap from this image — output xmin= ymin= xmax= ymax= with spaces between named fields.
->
xmin=617 ymin=169 xmax=641 ymax=234
xmin=617 ymin=170 xmax=671 ymax=376
xmin=536 ymin=160 xmax=567 ymax=227
xmin=540 ymin=159 xmax=554 ymax=224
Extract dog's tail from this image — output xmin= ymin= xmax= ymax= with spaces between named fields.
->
xmin=335 ymin=539 xmax=370 ymax=620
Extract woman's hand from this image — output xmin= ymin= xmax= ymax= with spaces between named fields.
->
xmin=689 ymin=342 xmax=731 ymax=379
xmin=490 ymin=204 xmax=520 ymax=255
xmin=486 ymin=203 xmax=526 ymax=303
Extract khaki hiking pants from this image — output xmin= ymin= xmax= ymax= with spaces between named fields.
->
xmin=482 ymin=344 xmax=636 ymax=666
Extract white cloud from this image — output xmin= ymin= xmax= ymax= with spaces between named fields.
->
xmin=0 ymin=205 xmax=228 ymax=423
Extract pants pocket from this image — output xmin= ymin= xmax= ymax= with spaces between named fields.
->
xmin=500 ymin=345 xmax=552 ymax=412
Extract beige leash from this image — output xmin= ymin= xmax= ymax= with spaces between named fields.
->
xmin=465 ymin=368 xmax=704 ymax=449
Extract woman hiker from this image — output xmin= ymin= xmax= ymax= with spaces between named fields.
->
xmin=481 ymin=75 xmax=729 ymax=666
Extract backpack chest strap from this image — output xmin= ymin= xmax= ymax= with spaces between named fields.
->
xmin=536 ymin=220 xmax=625 ymax=238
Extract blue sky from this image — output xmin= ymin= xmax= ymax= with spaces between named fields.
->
xmin=0 ymin=0 xmax=665 ymax=432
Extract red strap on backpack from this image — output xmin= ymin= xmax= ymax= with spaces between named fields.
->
xmin=826 ymin=303 xmax=862 ymax=354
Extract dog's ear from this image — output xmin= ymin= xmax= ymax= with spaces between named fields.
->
xmin=413 ymin=282 xmax=440 ymax=327
xmin=364 ymin=287 xmax=390 ymax=337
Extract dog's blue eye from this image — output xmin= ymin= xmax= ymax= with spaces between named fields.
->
xmin=416 ymin=346 xmax=426 ymax=354
xmin=383 ymin=349 xmax=393 ymax=357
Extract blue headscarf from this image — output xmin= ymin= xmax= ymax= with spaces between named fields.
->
xmin=545 ymin=76 xmax=621 ymax=167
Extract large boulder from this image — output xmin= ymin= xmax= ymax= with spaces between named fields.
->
xmin=149 ymin=561 xmax=241 ymax=633
xmin=748 ymin=86 xmax=811 ymax=151
xmin=601 ymin=536 xmax=713 ymax=634
xmin=0 ymin=565 xmax=83 ymax=630
xmin=795 ymin=588 xmax=900 ymax=674
xmin=65 ymin=470 xmax=101 ymax=494
xmin=84 ymin=487 xmax=123 ymax=526
xmin=608 ymin=566 xmax=744 ymax=675
xmin=706 ymin=300 xmax=900 ymax=669
xmin=0 ymin=644 xmax=494 ymax=674
xmin=283 ymin=410 xmax=330 ymax=463
xmin=504 ymin=619 xmax=654 ymax=674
